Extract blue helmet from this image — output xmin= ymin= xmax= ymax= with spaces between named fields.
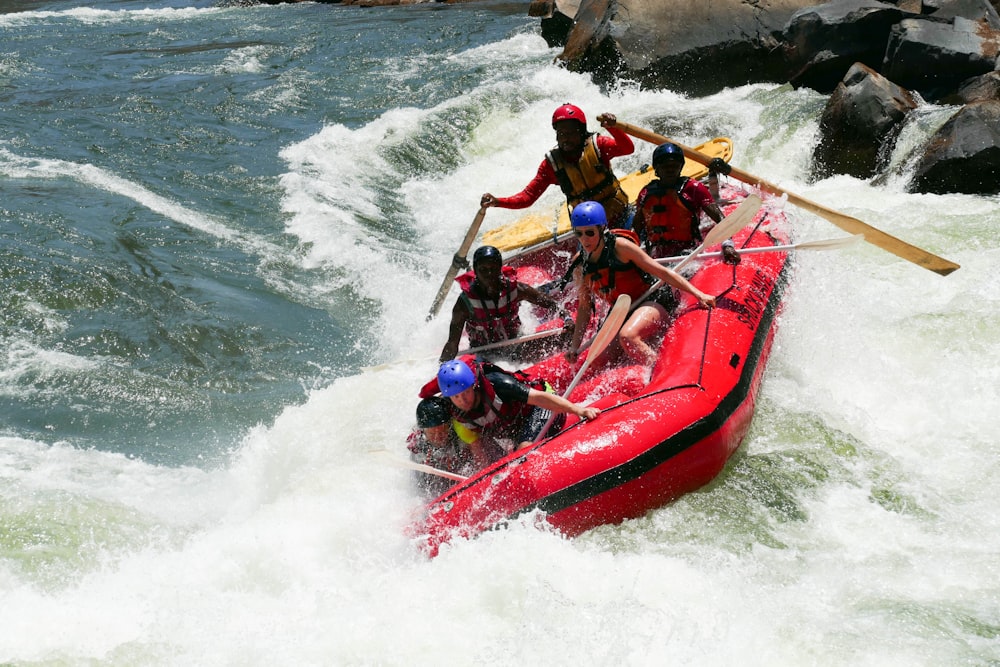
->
xmin=652 ymin=142 xmax=685 ymax=165
xmin=570 ymin=200 xmax=607 ymax=228
xmin=437 ymin=359 xmax=476 ymax=397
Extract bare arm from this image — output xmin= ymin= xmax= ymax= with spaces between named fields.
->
xmin=439 ymin=299 xmax=469 ymax=362
xmin=703 ymin=201 xmax=724 ymax=223
xmin=617 ymin=239 xmax=716 ymax=309
xmin=518 ymin=282 xmax=560 ymax=311
xmin=567 ymin=265 xmax=593 ymax=362
xmin=527 ymin=388 xmax=600 ymax=421
xmin=521 ymin=283 xmax=574 ymax=334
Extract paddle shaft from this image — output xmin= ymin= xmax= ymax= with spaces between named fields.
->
xmin=427 ymin=206 xmax=488 ymax=320
xmin=631 ymin=194 xmax=762 ymax=311
xmin=532 ymin=294 xmax=631 ymax=444
xmin=655 ymin=235 xmax=864 ymax=265
xmin=616 ymin=122 xmax=959 ymax=277
xmin=370 ymin=449 xmax=468 ymax=482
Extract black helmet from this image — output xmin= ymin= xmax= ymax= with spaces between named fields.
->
xmin=416 ymin=396 xmax=451 ymax=428
xmin=472 ymin=245 xmax=502 ymax=267
xmin=652 ymin=142 xmax=685 ymax=165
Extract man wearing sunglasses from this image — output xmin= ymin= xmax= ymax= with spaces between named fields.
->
xmin=479 ymin=104 xmax=635 ymax=229
xmin=566 ymin=201 xmax=716 ymax=367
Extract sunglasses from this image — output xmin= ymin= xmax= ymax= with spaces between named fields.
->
xmin=573 ymin=227 xmax=602 ymax=238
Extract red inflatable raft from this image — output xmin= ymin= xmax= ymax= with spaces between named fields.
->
xmin=410 ymin=189 xmax=793 ymax=556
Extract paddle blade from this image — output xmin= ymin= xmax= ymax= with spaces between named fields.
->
xmin=704 ymin=194 xmax=762 ymax=246
xmin=532 ymin=294 xmax=631 ymax=444
xmin=582 ymin=294 xmax=631 ymax=375
xmin=616 ymin=120 xmax=960 ymax=276
xmin=673 ymin=194 xmax=762 ymax=273
xmin=427 ymin=206 xmax=488 ymax=320
xmin=796 ymin=234 xmax=864 ymax=251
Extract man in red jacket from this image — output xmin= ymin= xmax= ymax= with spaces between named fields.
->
xmin=480 ymin=104 xmax=635 ymax=229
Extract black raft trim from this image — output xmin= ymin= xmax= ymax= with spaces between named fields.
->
xmin=516 ymin=257 xmax=791 ymax=521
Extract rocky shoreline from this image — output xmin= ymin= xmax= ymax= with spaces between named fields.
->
xmin=239 ymin=0 xmax=999 ymax=195
xmin=536 ymin=0 xmax=1000 ymax=195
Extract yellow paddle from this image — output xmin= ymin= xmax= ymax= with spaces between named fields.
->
xmin=426 ymin=206 xmax=488 ymax=320
xmin=615 ymin=121 xmax=960 ymax=277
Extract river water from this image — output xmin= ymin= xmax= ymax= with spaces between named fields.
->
xmin=1 ymin=1 xmax=998 ymax=664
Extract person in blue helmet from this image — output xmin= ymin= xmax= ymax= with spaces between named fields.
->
xmin=565 ymin=200 xmax=716 ymax=367
xmin=430 ymin=357 xmax=600 ymax=467
xmin=632 ymin=142 xmax=739 ymax=261
xmin=439 ymin=245 xmax=571 ymax=363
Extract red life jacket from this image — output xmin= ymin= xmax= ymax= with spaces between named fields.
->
xmin=454 ymin=266 xmax=521 ymax=347
xmin=451 ymin=360 xmax=546 ymax=435
xmin=582 ymin=232 xmax=655 ymax=305
xmin=639 ymin=178 xmax=700 ymax=249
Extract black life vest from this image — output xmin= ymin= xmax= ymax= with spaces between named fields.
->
xmin=452 ymin=360 xmax=547 ymax=435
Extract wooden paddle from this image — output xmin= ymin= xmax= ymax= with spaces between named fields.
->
xmin=426 ymin=206 xmax=488 ymax=320
xmin=532 ymin=293 xmax=631 ymax=444
xmin=655 ymin=234 xmax=864 ymax=265
xmin=362 ymin=324 xmax=570 ymax=373
xmin=616 ymin=121 xmax=960 ymax=277
xmin=370 ymin=449 xmax=468 ymax=482
xmin=631 ymin=194 xmax=762 ymax=310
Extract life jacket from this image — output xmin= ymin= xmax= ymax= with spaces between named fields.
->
xmin=455 ymin=266 xmax=521 ymax=347
xmin=451 ymin=360 xmax=547 ymax=436
xmin=556 ymin=228 xmax=640 ymax=290
xmin=639 ymin=178 xmax=700 ymax=250
xmin=406 ymin=428 xmax=472 ymax=474
xmin=582 ymin=232 xmax=655 ymax=305
xmin=548 ymin=135 xmax=629 ymax=226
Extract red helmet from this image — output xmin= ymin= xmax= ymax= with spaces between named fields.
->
xmin=552 ymin=103 xmax=586 ymax=128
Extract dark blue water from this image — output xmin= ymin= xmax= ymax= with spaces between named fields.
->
xmin=0 ymin=0 xmax=536 ymax=465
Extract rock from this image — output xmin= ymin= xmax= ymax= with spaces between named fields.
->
xmin=922 ymin=0 xmax=1000 ymax=28
xmin=908 ymin=100 xmax=1000 ymax=194
xmin=883 ymin=16 xmax=1000 ymax=100
xmin=812 ymin=62 xmax=919 ymax=179
xmin=783 ymin=1 xmax=911 ymax=94
xmin=940 ymin=70 xmax=1000 ymax=102
xmin=553 ymin=0 xmax=815 ymax=96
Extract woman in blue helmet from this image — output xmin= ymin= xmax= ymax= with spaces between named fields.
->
xmin=632 ymin=142 xmax=736 ymax=259
xmin=430 ymin=357 xmax=600 ymax=467
xmin=566 ymin=200 xmax=717 ymax=367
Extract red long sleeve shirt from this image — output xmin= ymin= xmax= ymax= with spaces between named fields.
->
xmin=494 ymin=126 xmax=635 ymax=209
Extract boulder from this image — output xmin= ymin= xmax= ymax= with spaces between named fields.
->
xmin=908 ymin=100 xmax=1000 ymax=194
xmin=551 ymin=0 xmax=817 ymax=96
xmin=922 ymin=0 xmax=1000 ymax=28
xmin=812 ymin=62 xmax=919 ymax=179
xmin=782 ymin=1 xmax=911 ymax=93
xmin=940 ymin=70 xmax=1000 ymax=102
xmin=883 ymin=16 xmax=1000 ymax=100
